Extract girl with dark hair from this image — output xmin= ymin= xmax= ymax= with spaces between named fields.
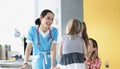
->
xmin=86 ymin=38 xmax=101 ymax=69
xmin=20 ymin=9 xmax=58 ymax=69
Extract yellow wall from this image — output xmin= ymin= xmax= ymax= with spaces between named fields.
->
xmin=84 ymin=0 xmax=120 ymax=69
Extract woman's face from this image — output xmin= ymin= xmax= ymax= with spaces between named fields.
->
xmin=41 ymin=12 xmax=54 ymax=28
xmin=88 ymin=40 xmax=94 ymax=53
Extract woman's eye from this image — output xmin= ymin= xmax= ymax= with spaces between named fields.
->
xmin=47 ymin=17 xmax=50 ymax=20
xmin=51 ymin=18 xmax=53 ymax=21
xmin=88 ymin=43 xmax=90 ymax=45
xmin=46 ymin=17 xmax=53 ymax=21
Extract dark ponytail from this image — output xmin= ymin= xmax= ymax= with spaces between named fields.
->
xmin=35 ymin=18 xmax=40 ymax=25
xmin=35 ymin=9 xmax=54 ymax=26
xmin=82 ymin=22 xmax=89 ymax=48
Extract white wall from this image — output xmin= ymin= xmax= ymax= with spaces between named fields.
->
xmin=61 ymin=0 xmax=83 ymax=35
xmin=0 ymin=0 xmax=35 ymax=55
xmin=0 ymin=0 xmax=61 ymax=57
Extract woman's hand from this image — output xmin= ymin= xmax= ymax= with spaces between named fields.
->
xmin=51 ymin=66 xmax=57 ymax=69
xmin=19 ymin=64 xmax=28 ymax=69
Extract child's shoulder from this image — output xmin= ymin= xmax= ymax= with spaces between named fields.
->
xmin=62 ymin=35 xmax=69 ymax=38
xmin=62 ymin=35 xmax=71 ymax=40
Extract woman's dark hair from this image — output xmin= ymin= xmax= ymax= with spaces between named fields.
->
xmin=35 ymin=9 xmax=54 ymax=25
xmin=89 ymin=38 xmax=98 ymax=49
xmin=35 ymin=18 xmax=40 ymax=25
xmin=82 ymin=22 xmax=89 ymax=48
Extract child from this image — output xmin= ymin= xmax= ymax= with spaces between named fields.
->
xmin=58 ymin=19 xmax=86 ymax=69
xmin=86 ymin=38 xmax=101 ymax=69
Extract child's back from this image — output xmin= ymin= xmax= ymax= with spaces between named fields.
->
xmin=62 ymin=35 xmax=83 ymax=54
xmin=58 ymin=19 xmax=86 ymax=69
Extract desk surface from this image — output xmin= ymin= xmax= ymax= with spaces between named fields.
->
xmin=0 ymin=59 xmax=32 ymax=69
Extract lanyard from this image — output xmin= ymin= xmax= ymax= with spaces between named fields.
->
xmin=37 ymin=25 xmax=54 ymax=47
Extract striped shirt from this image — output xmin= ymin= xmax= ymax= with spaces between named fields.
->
xmin=87 ymin=58 xmax=101 ymax=69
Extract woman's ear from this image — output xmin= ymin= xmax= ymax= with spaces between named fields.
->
xmin=93 ymin=48 xmax=97 ymax=51
xmin=40 ymin=16 xmax=43 ymax=21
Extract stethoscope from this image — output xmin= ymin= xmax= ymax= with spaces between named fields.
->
xmin=36 ymin=25 xmax=54 ymax=48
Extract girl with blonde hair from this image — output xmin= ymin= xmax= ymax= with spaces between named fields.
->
xmin=58 ymin=19 xmax=86 ymax=69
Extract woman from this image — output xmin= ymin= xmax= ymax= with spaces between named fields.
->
xmin=86 ymin=38 xmax=101 ymax=69
xmin=20 ymin=9 xmax=58 ymax=69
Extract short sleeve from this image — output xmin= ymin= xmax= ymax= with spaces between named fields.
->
xmin=26 ymin=26 xmax=34 ymax=43
xmin=52 ymin=27 xmax=58 ymax=41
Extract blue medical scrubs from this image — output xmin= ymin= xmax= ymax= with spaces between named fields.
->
xmin=26 ymin=25 xmax=58 ymax=69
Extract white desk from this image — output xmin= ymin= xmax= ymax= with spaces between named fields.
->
xmin=0 ymin=59 xmax=32 ymax=69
